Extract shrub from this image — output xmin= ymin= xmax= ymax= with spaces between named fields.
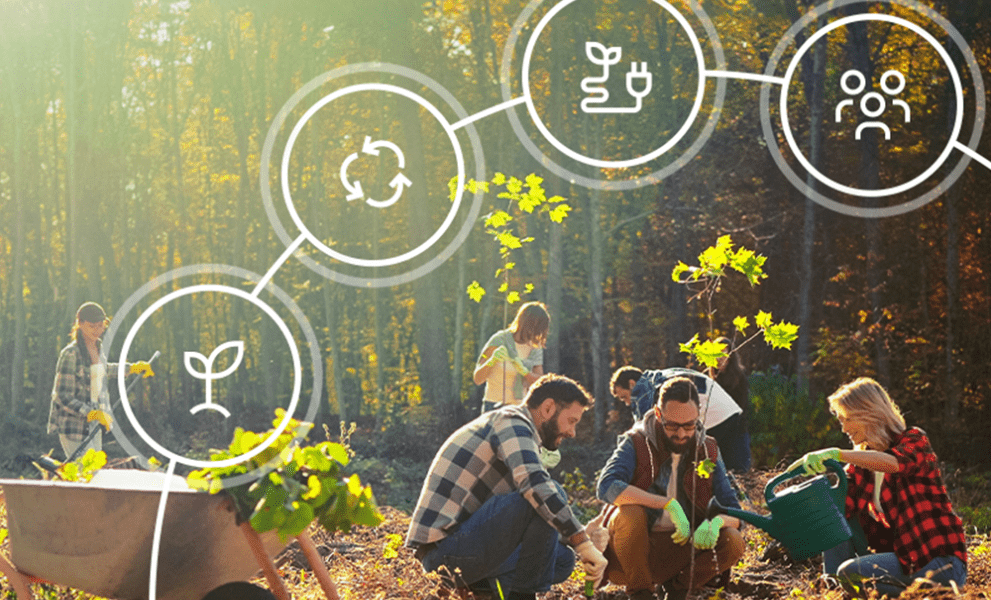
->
xmin=748 ymin=371 xmax=846 ymax=469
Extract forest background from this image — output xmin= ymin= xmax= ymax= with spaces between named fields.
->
xmin=0 ymin=0 xmax=989 ymax=518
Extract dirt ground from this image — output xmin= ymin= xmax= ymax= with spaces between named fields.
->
xmin=278 ymin=468 xmax=991 ymax=600
xmin=1 ymin=469 xmax=988 ymax=600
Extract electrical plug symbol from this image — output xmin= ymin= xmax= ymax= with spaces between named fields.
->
xmin=580 ymin=42 xmax=653 ymax=114
xmin=626 ymin=62 xmax=653 ymax=108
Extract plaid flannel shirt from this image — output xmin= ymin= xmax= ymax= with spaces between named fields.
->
xmin=405 ymin=404 xmax=583 ymax=548
xmin=845 ymin=427 xmax=967 ymax=574
xmin=47 ymin=341 xmax=105 ymax=441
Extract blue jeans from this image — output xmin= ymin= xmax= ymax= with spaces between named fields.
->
xmin=420 ymin=490 xmax=576 ymax=594
xmin=823 ymin=538 xmax=966 ymax=597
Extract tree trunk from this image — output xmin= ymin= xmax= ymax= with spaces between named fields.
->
xmin=586 ymin=120 xmax=608 ymax=440
xmin=7 ymin=68 xmax=26 ymax=416
xmin=794 ymin=13 xmax=827 ymax=381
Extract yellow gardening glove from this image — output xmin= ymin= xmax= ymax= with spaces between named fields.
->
xmin=87 ymin=409 xmax=113 ymax=432
xmin=129 ymin=361 xmax=155 ymax=378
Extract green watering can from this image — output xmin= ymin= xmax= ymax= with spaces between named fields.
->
xmin=708 ymin=459 xmax=853 ymax=561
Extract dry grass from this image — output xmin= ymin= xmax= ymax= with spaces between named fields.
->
xmin=2 ymin=469 xmax=989 ymax=600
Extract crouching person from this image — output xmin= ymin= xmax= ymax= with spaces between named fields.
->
xmin=596 ymin=377 xmax=745 ymax=600
xmin=405 ymin=374 xmax=607 ymax=600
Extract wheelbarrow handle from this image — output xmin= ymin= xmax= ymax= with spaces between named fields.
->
xmin=64 ymin=351 xmax=161 ymax=464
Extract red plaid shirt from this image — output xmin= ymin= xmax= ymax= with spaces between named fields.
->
xmin=845 ymin=427 xmax=967 ymax=574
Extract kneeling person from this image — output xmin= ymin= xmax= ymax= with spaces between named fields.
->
xmin=596 ymin=377 xmax=745 ymax=600
xmin=405 ymin=374 xmax=607 ymax=600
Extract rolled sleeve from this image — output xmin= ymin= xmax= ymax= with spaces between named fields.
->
xmin=596 ymin=435 xmax=636 ymax=504
xmin=494 ymin=415 xmax=582 ymax=538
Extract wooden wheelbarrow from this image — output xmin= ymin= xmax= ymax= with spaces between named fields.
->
xmin=0 ymin=470 xmax=340 ymax=600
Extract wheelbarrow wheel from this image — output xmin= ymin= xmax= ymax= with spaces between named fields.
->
xmin=201 ymin=581 xmax=277 ymax=600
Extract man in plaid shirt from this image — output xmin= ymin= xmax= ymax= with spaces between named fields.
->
xmin=405 ymin=374 xmax=607 ymax=600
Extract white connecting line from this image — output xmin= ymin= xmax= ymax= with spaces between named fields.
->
xmin=149 ymin=459 xmax=178 ymax=600
xmin=954 ymin=141 xmax=991 ymax=172
xmin=704 ymin=69 xmax=788 ymax=86
xmin=252 ymin=233 xmax=307 ymax=297
xmin=450 ymin=96 xmax=528 ymax=131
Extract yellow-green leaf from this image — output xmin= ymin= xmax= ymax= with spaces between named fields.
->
xmin=467 ymin=281 xmax=485 ymax=303
xmin=733 ymin=316 xmax=749 ymax=333
xmin=756 ymin=310 xmax=773 ymax=330
xmin=507 ymin=291 xmax=521 ymax=304
xmin=765 ymin=321 xmax=799 ymax=349
xmin=548 ymin=204 xmax=571 ymax=223
xmin=693 ymin=339 xmax=728 ymax=368
xmin=496 ymin=231 xmax=522 ymax=249
xmin=484 ymin=210 xmax=512 ymax=228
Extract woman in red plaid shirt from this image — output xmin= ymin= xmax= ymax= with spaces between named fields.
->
xmin=789 ymin=377 xmax=967 ymax=597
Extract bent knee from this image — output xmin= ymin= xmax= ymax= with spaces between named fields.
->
xmin=718 ymin=527 xmax=746 ymax=562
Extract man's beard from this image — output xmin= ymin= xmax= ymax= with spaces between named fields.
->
xmin=660 ymin=429 xmax=695 ymax=455
xmin=540 ymin=410 xmax=562 ymax=450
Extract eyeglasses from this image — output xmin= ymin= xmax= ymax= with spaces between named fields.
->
xmin=659 ymin=418 xmax=699 ymax=434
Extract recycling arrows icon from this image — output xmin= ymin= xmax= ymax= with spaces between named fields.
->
xmin=340 ymin=136 xmax=413 ymax=209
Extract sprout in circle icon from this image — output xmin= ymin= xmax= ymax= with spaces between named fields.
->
xmin=185 ymin=340 xmax=245 ymax=418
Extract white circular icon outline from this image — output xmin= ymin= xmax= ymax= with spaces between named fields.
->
xmin=118 ymin=284 xmax=302 ymax=470
xmin=521 ymin=0 xmax=708 ymax=169
xmin=759 ymin=0 xmax=985 ymax=218
xmin=779 ymin=13 xmax=964 ymax=199
xmin=500 ymin=0 xmax=727 ymax=191
xmin=259 ymin=63 xmax=487 ymax=288
xmin=281 ymin=83 xmax=466 ymax=268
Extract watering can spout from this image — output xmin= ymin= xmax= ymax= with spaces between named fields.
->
xmin=707 ymin=496 xmax=778 ymax=537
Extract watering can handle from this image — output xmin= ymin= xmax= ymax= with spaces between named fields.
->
xmin=765 ymin=458 xmax=848 ymax=504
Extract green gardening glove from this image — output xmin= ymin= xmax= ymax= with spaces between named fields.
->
xmin=484 ymin=345 xmax=509 ymax=368
xmin=664 ymin=498 xmax=691 ymax=545
xmin=508 ymin=356 xmax=529 ymax=376
xmin=787 ymin=448 xmax=843 ymax=476
xmin=692 ymin=516 xmax=724 ymax=550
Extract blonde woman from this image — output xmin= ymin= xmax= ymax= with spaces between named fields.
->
xmin=789 ymin=378 xmax=966 ymax=596
xmin=474 ymin=301 xmax=549 ymax=414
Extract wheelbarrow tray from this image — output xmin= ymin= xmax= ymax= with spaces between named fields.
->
xmin=0 ymin=474 xmax=286 ymax=600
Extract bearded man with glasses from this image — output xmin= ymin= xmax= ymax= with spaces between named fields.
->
xmin=593 ymin=377 xmax=745 ymax=600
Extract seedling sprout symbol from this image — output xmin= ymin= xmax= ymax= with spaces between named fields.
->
xmin=185 ymin=340 xmax=245 ymax=418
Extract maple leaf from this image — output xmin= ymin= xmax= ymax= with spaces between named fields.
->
xmin=549 ymin=204 xmax=571 ymax=223
xmin=467 ymin=281 xmax=485 ymax=303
